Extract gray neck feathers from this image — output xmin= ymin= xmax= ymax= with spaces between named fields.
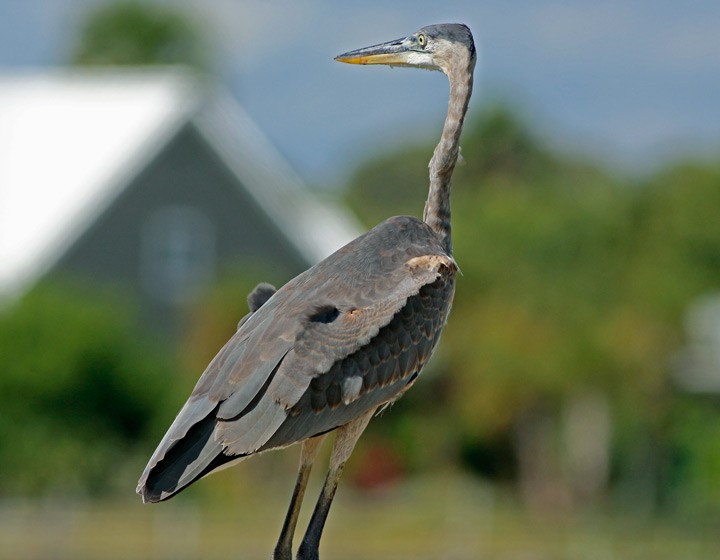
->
xmin=423 ymin=51 xmax=474 ymax=254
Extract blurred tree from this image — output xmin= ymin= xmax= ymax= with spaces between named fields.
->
xmin=346 ymin=106 xmax=573 ymax=226
xmin=627 ymin=163 xmax=720 ymax=321
xmin=182 ymin=264 xmax=286 ymax=374
xmin=72 ymin=0 xmax=209 ymax=71
xmin=344 ymin=106 xmax=720 ymax=514
xmin=345 ymin=145 xmax=429 ymax=227
xmin=0 ymin=281 xmax=182 ymax=496
xmin=457 ymin=105 xmax=559 ymax=181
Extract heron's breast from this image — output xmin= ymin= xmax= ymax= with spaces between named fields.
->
xmin=301 ymin=271 xmax=455 ymax=413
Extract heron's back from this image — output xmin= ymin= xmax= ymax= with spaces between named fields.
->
xmin=261 ymin=266 xmax=455 ymax=451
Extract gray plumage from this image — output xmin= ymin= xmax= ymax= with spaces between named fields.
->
xmin=137 ymin=217 xmax=456 ymax=501
xmin=137 ymin=23 xmax=475 ymax=560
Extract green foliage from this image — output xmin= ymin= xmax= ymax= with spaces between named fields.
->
xmin=73 ymin=1 xmax=208 ymax=70
xmin=0 ymin=281 xmax=181 ymax=496
xmin=666 ymin=398 xmax=720 ymax=514
xmin=457 ymin=105 xmax=560 ymax=181
xmin=345 ymin=145 xmax=429 ymax=226
xmin=627 ymin=164 xmax=720 ymax=320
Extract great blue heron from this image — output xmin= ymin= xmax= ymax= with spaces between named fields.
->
xmin=137 ymin=23 xmax=476 ymax=560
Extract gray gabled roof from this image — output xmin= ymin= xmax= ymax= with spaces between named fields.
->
xmin=0 ymin=68 xmax=363 ymax=300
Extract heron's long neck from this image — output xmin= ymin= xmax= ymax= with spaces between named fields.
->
xmin=423 ymin=55 xmax=474 ymax=254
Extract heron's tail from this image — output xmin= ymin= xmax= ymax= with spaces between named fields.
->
xmin=136 ymin=413 xmax=236 ymax=503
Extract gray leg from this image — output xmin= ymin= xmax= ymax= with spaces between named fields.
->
xmin=273 ymin=435 xmax=325 ymax=560
xmin=296 ymin=410 xmax=375 ymax=560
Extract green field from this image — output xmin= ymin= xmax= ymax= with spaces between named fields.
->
xmin=2 ymin=473 xmax=718 ymax=560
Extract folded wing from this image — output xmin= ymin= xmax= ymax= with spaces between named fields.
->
xmin=137 ymin=216 xmax=456 ymax=502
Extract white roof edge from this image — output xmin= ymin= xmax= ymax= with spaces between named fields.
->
xmin=192 ymin=86 xmax=364 ymax=264
xmin=0 ymin=67 xmax=203 ymax=301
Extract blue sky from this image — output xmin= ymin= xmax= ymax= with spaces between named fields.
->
xmin=1 ymin=0 xmax=719 ymax=185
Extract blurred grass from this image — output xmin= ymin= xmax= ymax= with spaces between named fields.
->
xmin=1 ymin=471 xmax=718 ymax=560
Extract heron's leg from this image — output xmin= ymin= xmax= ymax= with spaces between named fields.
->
xmin=296 ymin=409 xmax=375 ymax=560
xmin=273 ymin=435 xmax=326 ymax=560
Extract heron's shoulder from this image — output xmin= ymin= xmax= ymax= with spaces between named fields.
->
xmin=267 ymin=215 xmax=449 ymax=311
xmin=345 ymin=215 xmax=446 ymax=257
xmin=301 ymin=216 xmax=443 ymax=277
xmin=375 ymin=214 xmax=436 ymax=236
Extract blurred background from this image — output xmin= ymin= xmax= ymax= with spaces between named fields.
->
xmin=1 ymin=1 xmax=720 ymax=558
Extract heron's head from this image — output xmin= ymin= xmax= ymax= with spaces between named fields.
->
xmin=335 ymin=23 xmax=475 ymax=75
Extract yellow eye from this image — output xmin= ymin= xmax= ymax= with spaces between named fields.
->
xmin=417 ymin=34 xmax=427 ymax=48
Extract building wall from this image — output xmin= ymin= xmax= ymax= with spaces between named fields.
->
xmin=53 ymin=123 xmax=310 ymax=338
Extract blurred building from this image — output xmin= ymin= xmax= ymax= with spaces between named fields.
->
xmin=0 ymin=68 xmax=362 ymax=336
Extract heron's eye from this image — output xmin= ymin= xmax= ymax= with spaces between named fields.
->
xmin=417 ymin=34 xmax=427 ymax=48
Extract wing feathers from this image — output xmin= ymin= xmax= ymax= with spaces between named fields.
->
xmin=137 ymin=405 xmax=222 ymax=502
xmin=138 ymin=216 xmax=456 ymax=501
xmin=216 ymin=348 xmax=290 ymax=420
xmin=218 ymin=395 xmax=288 ymax=454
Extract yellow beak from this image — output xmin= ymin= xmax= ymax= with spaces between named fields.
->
xmin=335 ymin=37 xmax=411 ymax=66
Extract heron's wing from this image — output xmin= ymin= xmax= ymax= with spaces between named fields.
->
xmin=261 ymin=267 xmax=456 ymax=452
xmin=138 ymin=217 xmax=453 ymax=500
xmin=213 ymin=217 xmax=454 ymax=449
xmin=215 ymin=254 xmax=456 ymax=456
xmin=136 ymin=286 xmax=292 ymax=498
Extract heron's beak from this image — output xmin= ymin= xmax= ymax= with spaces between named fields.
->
xmin=335 ymin=37 xmax=411 ymax=66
